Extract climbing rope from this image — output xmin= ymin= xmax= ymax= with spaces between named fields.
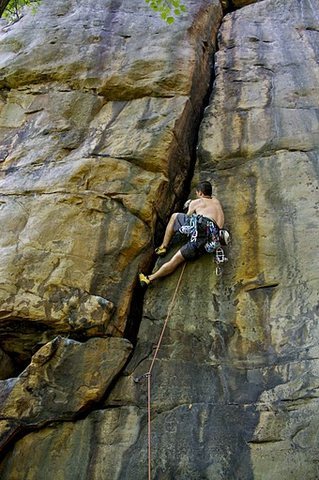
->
xmin=135 ymin=262 xmax=186 ymax=480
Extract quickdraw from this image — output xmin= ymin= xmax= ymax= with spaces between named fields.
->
xmin=215 ymin=246 xmax=228 ymax=276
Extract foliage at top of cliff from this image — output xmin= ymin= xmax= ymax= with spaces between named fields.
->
xmin=1 ymin=0 xmax=40 ymax=21
xmin=0 ymin=0 xmax=186 ymax=23
xmin=145 ymin=0 xmax=186 ymax=23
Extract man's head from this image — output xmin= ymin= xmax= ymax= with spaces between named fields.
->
xmin=196 ymin=181 xmax=212 ymax=197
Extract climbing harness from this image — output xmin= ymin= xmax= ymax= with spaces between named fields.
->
xmin=134 ymin=262 xmax=186 ymax=480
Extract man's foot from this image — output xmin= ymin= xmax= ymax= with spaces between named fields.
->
xmin=139 ymin=273 xmax=151 ymax=288
xmin=155 ymin=245 xmax=167 ymax=256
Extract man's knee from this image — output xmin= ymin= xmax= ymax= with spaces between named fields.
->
xmin=169 ymin=212 xmax=180 ymax=231
xmin=170 ymin=212 xmax=178 ymax=222
xmin=171 ymin=250 xmax=185 ymax=265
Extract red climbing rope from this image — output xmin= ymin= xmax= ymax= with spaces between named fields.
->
xmin=145 ymin=262 xmax=186 ymax=480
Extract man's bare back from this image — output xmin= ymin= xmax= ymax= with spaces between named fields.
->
xmin=187 ymin=196 xmax=224 ymax=228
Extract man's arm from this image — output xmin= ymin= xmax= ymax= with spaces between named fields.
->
xmin=186 ymin=199 xmax=199 ymax=215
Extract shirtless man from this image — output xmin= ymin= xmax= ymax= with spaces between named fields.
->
xmin=139 ymin=181 xmax=224 ymax=287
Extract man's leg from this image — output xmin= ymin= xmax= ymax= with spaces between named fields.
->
xmin=138 ymin=214 xmax=187 ymax=287
xmin=148 ymin=250 xmax=185 ymax=281
xmin=158 ymin=212 xmax=179 ymax=250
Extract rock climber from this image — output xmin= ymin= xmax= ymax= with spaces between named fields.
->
xmin=139 ymin=180 xmax=225 ymax=287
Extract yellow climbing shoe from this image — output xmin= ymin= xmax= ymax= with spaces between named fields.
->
xmin=155 ymin=246 xmax=167 ymax=256
xmin=139 ymin=273 xmax=151 ymax=288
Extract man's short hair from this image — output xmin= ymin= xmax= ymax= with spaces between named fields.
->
xmin=197 ymin=181 xmax=212 ymax=197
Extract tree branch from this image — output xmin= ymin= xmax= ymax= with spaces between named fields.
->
xmin=0 ymin=0 xmax=11 ymax=17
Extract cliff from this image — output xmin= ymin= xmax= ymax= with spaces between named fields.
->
xmin=0 ymin=0 xmax=318 ymax=478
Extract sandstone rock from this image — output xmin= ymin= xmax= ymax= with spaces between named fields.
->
xmin=0 ymin=0 xmax=318 ymax=478
xmin=0 ymin=404 xmax=258 ymax=479
xmin=232 ymin=0 xmax=260 ymax=7
xmin=0 ymin=348 xmax=15 ymax=379
xmin=4 ymin=397 xmax=317 ymax=480
xmin=0 ymin=407 xmax=142 ymax=480
xmin=250 ymin=398 xmax=319 ymax=479
xmin=199 ymin=0 xmax=318 ymax=476
xmin=0 ymin=336 xmax=132 ymax=453
xmin=221 ymin=0 xmax=260 ymax=10
xmin=198 ymin=0 xmax=319 ymax=361
xmin=0 ymin=283 xmax=115 ymax=363
xmin=0 ymin=0 xmax=223 ymax=357
xmin=0 ymin=0 xmax=220 ymax=99
xmin=106 ymin=0 xmax=319 ymax=477
xmin=200 ymin=0 xmax=319 ymax=169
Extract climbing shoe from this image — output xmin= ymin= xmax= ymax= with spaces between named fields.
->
xmin=155 ymin=246 xmax=167 ymax=256
xmin=139 ymin=273 xmax=151 ymax=288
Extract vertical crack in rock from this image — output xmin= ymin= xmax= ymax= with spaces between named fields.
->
xmin=0 ymin=0 xmax=225 ymax=471
xmin=123 ymin=0 xmax=244 ymax=353
xmin=123 ymin=51 xmax=219 ymax=350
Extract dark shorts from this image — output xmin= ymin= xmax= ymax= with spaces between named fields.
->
xmin=173 ymin=213 xmax=189 ymax=233
xmin=180 ymin=240 xmax=207 ymax=261
xmin=173 ymin=213 xmax=216 ymax=261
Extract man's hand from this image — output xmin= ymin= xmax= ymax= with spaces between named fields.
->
xmin=183 ymin=199 xmax=191 ymax=212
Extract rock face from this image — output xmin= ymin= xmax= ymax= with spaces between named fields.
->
xmin=232 ymin=0 xmax=259 ymax=7
xmin=0 ymin=348 xmax=15 ymax=379
xmin=0 ymin=0 xmax=222 ymax=363
xmin=222 ymin=0 xmax=259 ymax=9
xmin=0 ymin=336 xmax=132 ymax=454
xmin=0 ymin=0 xmax=319 ymax=479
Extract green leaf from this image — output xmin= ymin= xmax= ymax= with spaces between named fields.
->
xmin=3 ymin=0 xmax=41 ymax=22
xmin=144 ymin=0 xmax=187 ymax=23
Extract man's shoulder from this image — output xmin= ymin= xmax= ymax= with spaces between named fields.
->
xmin=210 ymin=196 xmax=221 ymax=205
xmin=187 ymin=198 xmax=200 ymax=209
xmin=190 ymin=198 xmax=201 ymax=206
xmin=186 ymin=198 xmax=201 ymax=215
